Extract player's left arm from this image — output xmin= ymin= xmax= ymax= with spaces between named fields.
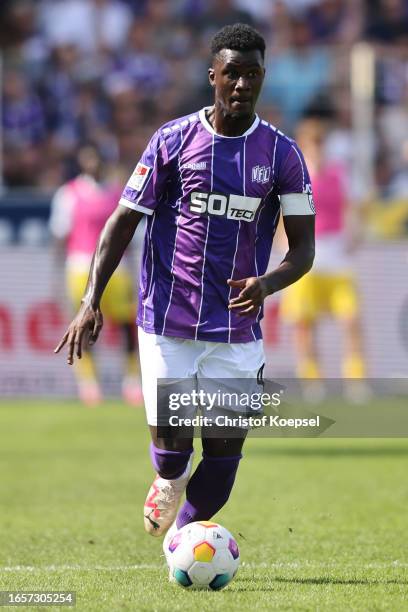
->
xmin=228 ymin=140 xmax=315 ymax=316
xmin=228 ymin=215 xmax=314 ymax=315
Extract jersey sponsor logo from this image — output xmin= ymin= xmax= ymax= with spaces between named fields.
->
xmin=127 ymin=163 xmax=152 ymax=192
xmin=181 ymin=162 xmax=207 ymax=170
xmin=304 ymin=183 xmax=315 ymax=213
xmin=190 ymin=191 xmax=261 ymax=222
xmin=252 ymin=165 xmax=271 ymax=184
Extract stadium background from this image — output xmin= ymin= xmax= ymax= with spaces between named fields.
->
xmin=0 ymin=0 xmax=408 ymax=396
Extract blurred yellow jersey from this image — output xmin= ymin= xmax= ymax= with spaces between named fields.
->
xmin=280 ymin=271 xmax=358 ymax=323
xmin=67 ymin=268 xmax=135 ymax=324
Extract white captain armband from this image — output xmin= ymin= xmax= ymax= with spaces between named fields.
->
xmin=280 ymin=185 xmax=315 ymax=216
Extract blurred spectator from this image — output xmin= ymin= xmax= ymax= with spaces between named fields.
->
xmin=39 ymin=43 xmax=83 ymax=153
xmin=262 ymin=17 xmax=332 ymax=131
xmin=0 ymin=0 xmax=407 ymax=208
xmin=230 ymin=0 xmax=274 ymax=22
xmin=191 ymin=0 xmax=254 ymax=36
xmin=306 ymin=0 xmax=363 ymax=44
xmin=0 ymin=0 xmax=48 ymax=76
xmin=365 ymin=0 xmax=408 ymax=44
xmin=375 ymin=41 xmax=408 ymax=106
xmin=234 ymin=0 xmax=321 ymax=21
xmin=39 ymin=0 xmax=132 ymax=55
xmin=111 ymin=20 xmax=169 ymax=96
xmin=3 ymin=69 xmax=45 ymax=147
xmin=2 ymin=69 xmax=45 ymax=186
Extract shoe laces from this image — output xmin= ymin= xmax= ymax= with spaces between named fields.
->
xmin=159 ymin=484 xmax=177 ymax=508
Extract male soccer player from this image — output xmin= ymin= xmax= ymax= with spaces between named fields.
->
xmin=280 ymin=118 xmax=367 ymax=384
xmin=55 ymin=24 xmax=315 ymax=547
xmin=50 ymin=144 xmax=142 ymax=406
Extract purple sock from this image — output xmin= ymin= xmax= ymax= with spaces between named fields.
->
xmin=149 ymin=442 xmax=193 ymax=480
xmin=176 ymin=453 xmax=242 ymax=528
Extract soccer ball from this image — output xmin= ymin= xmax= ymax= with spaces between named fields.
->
xmin=166 ymin=521 xmax=240 ymax=590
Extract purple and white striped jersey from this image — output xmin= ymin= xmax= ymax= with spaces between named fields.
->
xmin=120 ymin=107 xmax=314 ymax=343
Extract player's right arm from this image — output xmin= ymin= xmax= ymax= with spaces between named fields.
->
xmin=54 ymin=205 xmax=143 ymax=364
xmin=55 ymin=129 xmax=169 ymax=364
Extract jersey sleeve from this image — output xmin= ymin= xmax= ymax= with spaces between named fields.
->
xmin=120 ymin=130 xmax=169 ymax=215
xmin=278 ymin=143 xmax=315 ymax=216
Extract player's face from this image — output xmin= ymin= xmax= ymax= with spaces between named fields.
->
xmin=78 ymin=146 xmax=102 ymax=178
xmin=209 ymin=49 xmax=265 ymax=120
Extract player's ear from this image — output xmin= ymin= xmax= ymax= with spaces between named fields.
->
xmin=208 ymin=67 xmax=215 ymax=87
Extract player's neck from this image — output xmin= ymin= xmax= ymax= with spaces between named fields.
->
xmin=207 ymin=105 xmax=256 ymax=137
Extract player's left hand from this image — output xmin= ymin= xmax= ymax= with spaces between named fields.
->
xmin=227 ymin=277 xmax=268 ymax=316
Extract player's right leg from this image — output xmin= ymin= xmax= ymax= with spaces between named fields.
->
xmin=138 ymin=328 xmax=199 ymax=536
xmin=145 ymin=426 xmax=194 ymax=537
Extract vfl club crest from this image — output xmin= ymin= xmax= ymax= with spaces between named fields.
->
xmin=252 ymin=165 xmax=271 ymax=184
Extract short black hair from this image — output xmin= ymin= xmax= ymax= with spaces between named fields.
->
xmin=211 ymin=23 xmax=266 ymax=60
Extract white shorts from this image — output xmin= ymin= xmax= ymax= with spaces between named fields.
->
xmin=138 ymin=328 xmax=265 ymax=426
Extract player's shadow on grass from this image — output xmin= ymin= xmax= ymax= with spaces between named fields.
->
xmin=250 ymin=447 xmax=408 ymax=458
xmin=234 ymin=576 xmax=408 ymax=589
xmin=237 ymin=576 xmax=408 ymax=591
xmin=273 ymin=576 xmax=408 ymax=586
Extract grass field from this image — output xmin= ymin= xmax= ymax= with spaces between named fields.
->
xmin=1 ymin=400 xmax=408 ymax=611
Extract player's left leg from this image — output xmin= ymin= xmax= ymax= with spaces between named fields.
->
xmin=174 ymin=339 xmax=264 ymax=529
xmin=176 ymin=432 xmax=246 ymax=529
xmin=163 ymin=432 xmax=245 ymax=571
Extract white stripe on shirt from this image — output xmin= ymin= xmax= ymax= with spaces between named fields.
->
xmin=162 ymin=129 xmax=185 ymax=334
xmin=195 ymin=134 xmax=214 ymax=340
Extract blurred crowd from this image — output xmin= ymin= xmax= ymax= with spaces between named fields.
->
xmin=1 ymin=0 xmax=408 ymax=211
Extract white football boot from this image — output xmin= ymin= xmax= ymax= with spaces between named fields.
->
xmin=143 ymin=453 xmax=193 ymax=536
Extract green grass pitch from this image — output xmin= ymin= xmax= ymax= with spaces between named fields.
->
xmin=0 ymin=400 xmax=407 ymax=611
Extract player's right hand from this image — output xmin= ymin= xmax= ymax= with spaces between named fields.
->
xmin=54 ymin=303 xmax=103 ymax=365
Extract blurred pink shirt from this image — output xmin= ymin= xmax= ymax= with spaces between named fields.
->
xmin=66 ymin=176 xmax=121 ymax=257
xmin=50 ymin=175 xmax=122 ymax=267
xmin=312 ymin=162 xmax=347 ymax=237
xmin=309 ymin=162 xmax=352 ymax=272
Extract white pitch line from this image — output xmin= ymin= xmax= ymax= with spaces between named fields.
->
xmin=0 ymin=564 xmax=160 ymax=572
xmin=1 ymin=561 xmax=407 ymax=572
